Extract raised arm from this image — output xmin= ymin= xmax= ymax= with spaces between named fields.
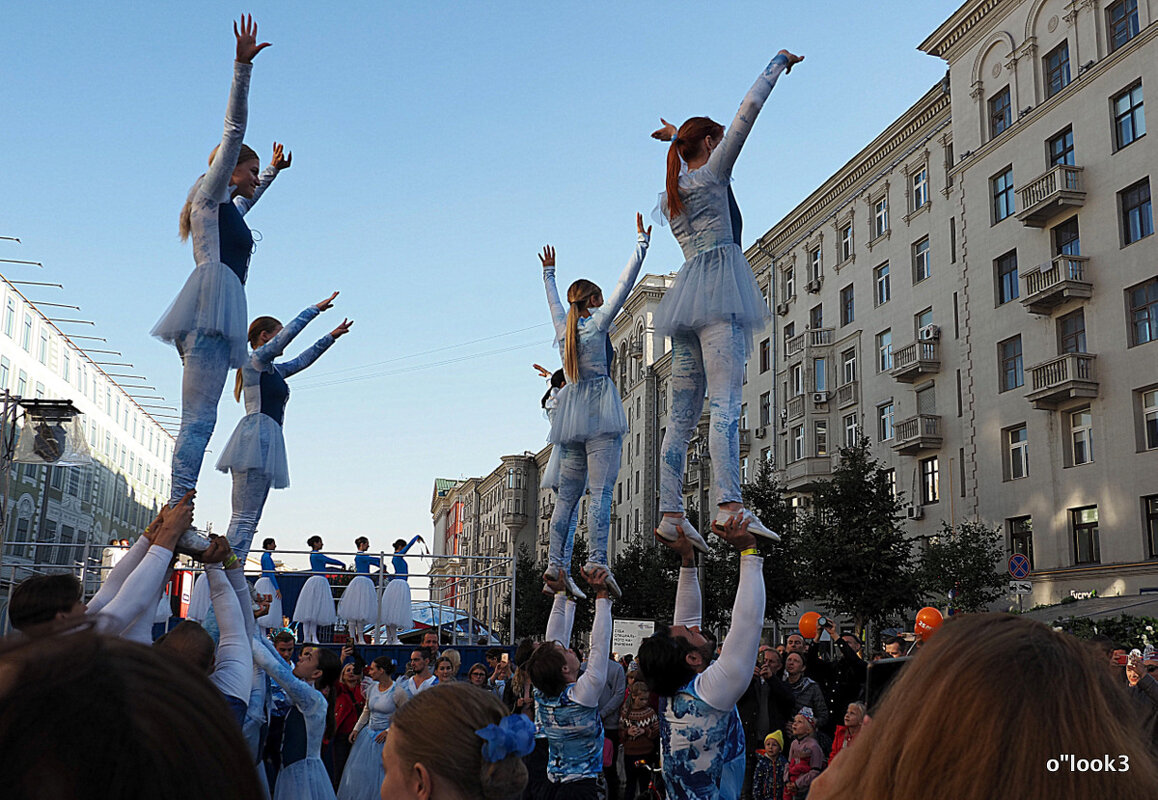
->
xmin=673 ymin=566 xmax=702 ymax=628
xmin=317 ymin=553 xmax=346 ymax=570
xmin=706 ymin=51 xmax=801 ymax=183
xmin=87 ymin=536 xmax=150 ymax=615
xmin=544 ymin=591 xmax=574 ymax=646
xmin=694 ymin=554 xmax=765 ymax=711
xmin=570 ymin=597 xmax=612 ymax=707
xmin=232 ymin=142 xmax=290 ymax=215
xmin=275 ymin=335 xmax=335 ymax=378
xmin=540 ymin=246 xmax=567 ymax=344
xmin=591 ymin=216 xmax=650 ymax=332
xmin=206 ymin=563 xmax=253 ymax=703
xmin=252 ymin=634 xmax=327 ymax=715
xmin=397 ymin=534 xmax=424 ymax=556
xmin=251 ymin=305 xmax=321 ymax=369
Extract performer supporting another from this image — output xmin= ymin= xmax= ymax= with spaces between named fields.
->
xmin=650 ymin=50 xmax=803 ymax=547
xmin=295 ymin=536 xmax=345 ymax=644
xmin=338 ymin=537 xmax=381 ymax=643
xmin=380 ymin=535 xmax=424 ymax=645
xmin=540 ymin=214 xmax=651 ymax=600
xmin=216 ymin=292 xmax=352 ymax=561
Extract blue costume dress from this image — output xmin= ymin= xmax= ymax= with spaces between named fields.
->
xmin=542 ymin=231 xmax=649 ymax=574
xmin=256 ymin=549 xmax=283 ymax=630
xmin=380 ymin=535 xmax=422 ymax=631
xmin=253 ymin=635 xmax=338 ymax=800
xmin=295 ymin=551 xmax=345 ymax=638
xmin=152 ymin=59 xmax=283 ymax=507
xmin=216 ymin=305 xmax=335 ymax=561
xmin=335 ymin=680 xmax=400 ymax=800
xmin=338 ymin=551 xmax=382 ymax=633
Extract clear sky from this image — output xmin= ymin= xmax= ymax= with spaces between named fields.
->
xmin=0 ymin=1 xmax=961 ymax=562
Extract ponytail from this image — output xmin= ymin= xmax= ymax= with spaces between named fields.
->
xmin=236 ymin=316 xmax=283 ymax=401
xmin=540 ymin=369 xmax=565 ymax=409
xmin=233 ymin=369 xmax=244 ymax=403
xmin=563 ymin=280 xmax=601 ymax=383
xmin=666 ymin=141 xmax=686 ymax=219
xmin=663 ymin=117 xmax=726 ymax=220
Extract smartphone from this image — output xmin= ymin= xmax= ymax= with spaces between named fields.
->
xmin=865 ymin=656 xmax=911 ymax=714
xmin=501 ymin=653 xmax=510 ymax=664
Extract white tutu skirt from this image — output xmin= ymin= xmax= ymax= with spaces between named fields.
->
xmin=548 ymin=376 xmax=627 ymax=445
xmin=274 ymin=756 xmax=337 ymax=800
xmin=338 ymin=576 xmax=378 ymax=623
xmin=380 ymin=580 xmax=412 ymax=629
xmin=186 ymin=573 xmax=210 ymax=622
xmin=540 ymin=442 xmax=562 ymax=490
xmin=216 ymin=413 xmax=291 ymax=488
xmin=151 ymin=260 xmax=249 ymax=367
xmin=336 ymin=727 xmax=387 ymax=800
xmin=154 ymin=594 xmax=172 ymax=625
xmin=294 ymin=575 xmax=337 ymax=625
xmin=652 ymin=242 xmax=772 ymax=357
xmin=255 ymin=577 xmax=283 ymax=628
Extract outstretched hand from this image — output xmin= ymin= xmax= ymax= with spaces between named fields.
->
xmin=330 ymin=318 xmax=353 ymax=339
xmin=581 ymin=564 xmax=610 ymax=598
xmin=650 ymin=118 xmax=678 ymax=142
xmin=153 ymin=491 xmax=196 ymax=551
xmin=533 ymin=363 xmax=552 ymax=378
xmin=654 ymin=522 xmax=696 ymax=565
xmin=778 ymin=50 xmax=805 ymax=72
xmin=234 ymin=15 xmax=271 ymax=64
xmin=636 ymin=212 xmax=651 ymax=238
xmin=202 ymin=535 xmax=232 ymax=564
xmin=538 ymin=245 xmax=555 ymax=270
xmin=316 ymin=291 xmax=339 ymax=311
xmin=271 ymin=142 xmax=292 ymax=171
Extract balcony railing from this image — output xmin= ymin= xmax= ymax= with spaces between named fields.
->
xmin=739 ymin=428 xmax=752 ymax=453
xmin=837 ymin=380 xmax=858 ymax=408
xmin=785 ymin=327 xmax=834 ymax=359
xmin=891 ymin=414 xmax=942 ymax=453
xmin=891 ymin=341 xmax=940 ymax=383
xmin=787 ymin=394 xmax=805 ymax=420
xmin=1026 ymin=353 xmax=1098 ymax=409
xmin=1015 ymin=164 xmax=1085 ymax=227
xmin=1021 ymin=255 xmax=1092 ymax=314
xmin=784 ymin=455 xmax=832 ymax=491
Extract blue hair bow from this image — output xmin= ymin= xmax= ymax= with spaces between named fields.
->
xmin=475 ymin=713 xmax=536 ymax=763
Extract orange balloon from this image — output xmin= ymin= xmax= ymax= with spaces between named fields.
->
xmin=914 ymin=606 xmax=944 ymax=640
xmin=798 ymin=611 xmax=821 ymax=640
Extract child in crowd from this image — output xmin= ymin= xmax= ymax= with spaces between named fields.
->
xmin=784 ymin=708 xmax=824 ymax=798
xmin=752 ymin=731 xmax=787 ymax=800
xmin=620 ymin=680 xmax=660 ymax=798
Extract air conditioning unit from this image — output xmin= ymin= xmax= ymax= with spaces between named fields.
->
xmin=918 ymin=324 xmax=941 ymax=341
xmin=776 ymin=302 xmax=790 ymax=316
xmin=812 ymin=392 xmax=829 ymax=404
xmin=755 ymin=426 xmax=767 ymax=439
xmin=806 ymin=278 xmax=822 ymax=293
xmin=906 ymin=505 xmax=924 ymax=520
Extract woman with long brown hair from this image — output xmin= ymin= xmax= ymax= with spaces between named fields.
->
xmin=650 ymin=50 xmax=802 ymax=549
xmin=539 ymin=214 xmax=651 ymax=599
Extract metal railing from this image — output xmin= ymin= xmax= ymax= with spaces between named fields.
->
xmin=1023 ymin=255 xmax=1090 ymax=296
xmin=1017 ymin=164 xmax=1083 ymax=211
xmin=1031 ymin=352 xmax=1097 ymax=391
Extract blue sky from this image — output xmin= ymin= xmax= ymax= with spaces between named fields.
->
xmin=0 ymin=1 xmax=960 ymax=558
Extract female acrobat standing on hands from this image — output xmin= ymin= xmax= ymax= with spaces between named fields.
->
xmin=215 ymin=291 xmax=352 ymax=561
xmin=541 ymin=214 xmax=651 ymax=600
xmin=153 ymin=15 xmax=292 ymax=514
xmin=650 ymin=50 xmax=803 ymax=548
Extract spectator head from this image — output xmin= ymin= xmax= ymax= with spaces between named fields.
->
xmin=468 ymin=663 xmax=488 ymax=687
xmin=154 ymin=621 xmax=215 ymax=674
xmin=637 ymin=623 xmax=712 ymax=698
xmin=8 ymin=573 xmax=86 ymax=638
xmin=340 ymin=661 xmax=360 ymax=687
xmin=382 ymin=682 xmax=528 ymax=800
xmin=441 ymin=648 xmax=462 ymax=674
xmin=791 ymin=708 xmax=817 ymax=739
xmin=784 ymin=652 xmax=805 ymax=679
xmin=420 ymin=630 xmax=440 ymax=651
xmin=785 ymin=633 xmax=806 ymax=653
xmin=354 ymin=536 xmax=369 ymax=552
xmin=368 ymin=657 xmax=395 ymax=682
xmin=262 ymin=538 xmax=276 ymax=551
xmin=763 ymin=648 xmax=783 ymax=676
xmin=512 ymin=638 xmax=537 ymax=668
xmin=628 ymin=680 xmax=650 ymax=709
xmin=435 ymin=657 xmax=456 ymax=682
xmin=272 ymin=631 xmax=295 ymax=661
xmin=409 ymin=648 xmax=434 ymax=676
xmin=764 ymin=731 xmax=784 ymax=758
xmin=841 ymin=633 xmax=863 ymax=653
xmin=524 ymin=641 xmax=576 ymax=698
xmin=0 ymin=630 xmax=263 ymax=799
xmin=486 ymin=647 xmax=505 ymax=668
xmin=809 ymin=614 xmax=1158 ymax=800
xmin=844 ymin=701 xmax=866 ymax=729
xmin=883 ymin=636 xmax=904 ymax=658
xmin=306 ymin=535 xmax=323 ymax=551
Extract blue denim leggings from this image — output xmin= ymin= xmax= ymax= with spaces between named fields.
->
xmin=226 ymin=468 xmax=273 ymax=562
xmin=549 ymin=434 xmax=622 ymax=569
xmin=170 ymin=332 xmax=231 ymax=506
xmin=659 ymin=319 xmax=745 ymax=513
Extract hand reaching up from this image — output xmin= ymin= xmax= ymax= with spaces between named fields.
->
xmin=235 ymin=15 xmax=271 ymax=64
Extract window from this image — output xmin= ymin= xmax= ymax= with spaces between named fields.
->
xmin=1058 ymin=309 xmax=1086 ymax=354
xmin=989 ymin=87 xmax=1011 ymax=138
xmin=1113 ymin=82 xmax=1145 ymax=149
xmin=1007 ymin=424 xmax=1029 ymax=480
xmin=783 ymin=322 xmax=795 ymax=351
xmin=1053 ymin=216 xmax=1080 ymax=256
xmin=792 ymin=425 xmax=804 ymax=461
xmin=1008 ymin=517 xmax=1034 ymax=568
xmin=841 ymin=349 xmax=856 ymax=385
xmin=913 ymin=237 xmax=931 ymax=283
xmin=873 ymin=196 xmax=888 ymax=238
xmin=1071 ymin=408 xmax=1094 ymax=465
xmin=16 ymin=370 xmax=26 ymax=396
xmin=791 ymin=364 xmax=804 ymax=397
xmin=62 ymin=351 xmax=70 ymax=383
xmin=1071 ymin=506 xmax=1100 ymax=564
xmin=999 ymin=336 xmax=1023 ymax=392
xmin=840 ymin=224 xmax=853 ymax=261
xmin=917 ymin=307 xmax=933 ymax=334
xmin=839 ymin=284 xmax=854 ymax=326
xmin=1144 ymin=389 xmax=1158 ymax=450
xmin=813 ymin=358 xmax=827 ymax=392
xmin=874 ymin=262 xmax=891 ymax=306
xmin=809 ymin=304 xmax=823 ymax=331
xmin=992 ymin=167 xmax=1014 ymax=222
xmin=1044 ymin=42 xmax=1071 ymax=98
xmin=740 ymin=403 xmax=748 ymax=430
xmin=809 ymin=246 xmax=822 ymax=282
xmin=877 ymin=329 xmax=893 ymax=372
xmin=995 ymin=250 xmax=1019 ymax=304
xmin=759 ymin=392 xmax=771 ymax=427
xmin=1107 ymin=0 xmax=1139 ymax=52
xmin=21 ymin=314 xmax=32 ymax=351
xmin=1128 ymin=277 xmax=1158 ymax=346
xmin=815 ymin=420 xmax=828 ymax=457
xmin=878 ymin=402 xmax=894 ymax=441
xmin=843 ymin=413 xmax=859 ymax=448
xmin=783 ymin=266 xmax=796 ymax=299
xmin=759 ymin=338 xmax=770 ymax=373
xmin=912 ymin=166 xmax=929 ymax=210
xmin=1145 ymin=495 xmax=1158 ymax=558
xmin=920 ymin=456 xmax=940 ymax=505
xmin=1048 ymin=127 xmax=1075 ymax=166
xmin=1120 ymin=179 xmax=1152 ymax=245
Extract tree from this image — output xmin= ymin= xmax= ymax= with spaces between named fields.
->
xmin=742 ymin=459 xmax=803 ymax=623
xmin=610 ymin=539 xmax=679 ymax=623
xmin=511 ymin=536 xmax=592 ymax=646
xmin=917 ymin=520 xmax=1006 ymax=612
xmin=796 ymin=437 xmax=920 ymax=632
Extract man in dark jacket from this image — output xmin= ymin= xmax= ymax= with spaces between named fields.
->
xmin=738 ymin=648 xmax=795 ymax=799
xmin=803 ymin=621 xmax=867 ymax=736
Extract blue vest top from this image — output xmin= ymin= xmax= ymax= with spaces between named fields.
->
xmin=659 ymin=677 xmax=746 ymax=800
xmin=258 ymin=369 xmax=290 ymax=426
xmin=217 ymin=201 xmax=253 ymax=284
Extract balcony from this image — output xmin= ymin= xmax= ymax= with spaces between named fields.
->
xmin=891 ymin=341 xmax=940 ymax=383
xmin=784 ymin=456 xmax=832 ymax=492
xmin=837 ymin=380 xmax=858 ymax=408
xmin=891 ymin=414 xmax=942 ymax=454
xmin=739 ymin=428 xmax=752 ymax=453
xmin=1026 ymin=353 xmax=1098 ymax=410
xmin=1015 ymin=164 xmax=1085 ymax=227
xmin=1020 ymin=255 xmax=1092 ymax=314
xmin=787 ymin=395 xmax=805 ymax=421
xmin=785 ymin=327 xmax=834 ymax=359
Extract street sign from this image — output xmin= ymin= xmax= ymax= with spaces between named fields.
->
xmin=1009 ymin=580 xmax=1032 ymax=595
xmin=612 ymin=618 xmax=655 ymax=657
xmin=1008 ymin=554 xmax=1031 ymax=579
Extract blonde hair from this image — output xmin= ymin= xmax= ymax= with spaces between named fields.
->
xmin=563 ymin=279 xmax=601 ymax=383
xmin=234 ymin=316 xmax=281 ymax=401
xmin=179 ymin=143 xmax=260 ymax=241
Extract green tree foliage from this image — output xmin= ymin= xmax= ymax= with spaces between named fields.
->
xmin=742 ymin=459 xmax=803 ymax=623
xmin=512 ymin=536 xmax=592 ymax=646
xmin=796 ymin=437 xmax=920 ymax=631
xmin=1053 ymin=614 xmax=1158 ymax=651
xmin=917 ymin=520 xmax=1006 ymax=612
xmin=610 ymin=539 xmax=679 ymax=623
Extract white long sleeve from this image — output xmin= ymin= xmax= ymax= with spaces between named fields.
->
xmin=231 ymin=163 xmax=278 ymax=216
xmin=223 ymin=564 xmax=257 ymax=641
xmin=592 ymin=231 xmax=649 ymax=332
xmin=207 ymin=565 xmax=252 ymax=702
xmin=570 ymin=598 xmax=612 ymax=708
xmin=673 ymin=567 xmax=702 ymax=628
xmin=87 ymin=538 xmax=149 ymax=615
xmin=706 ymin=53 xmax=791 ymax=183
xmin=545 ymin=593 xmax=575 ymax=646
xmin=695 ymin=555 xmax=765 ymax=711
xmin=92 ymin=544 xmax=174 ymax=637
xmin=543 ymin=265 xmax=567 ymax=346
